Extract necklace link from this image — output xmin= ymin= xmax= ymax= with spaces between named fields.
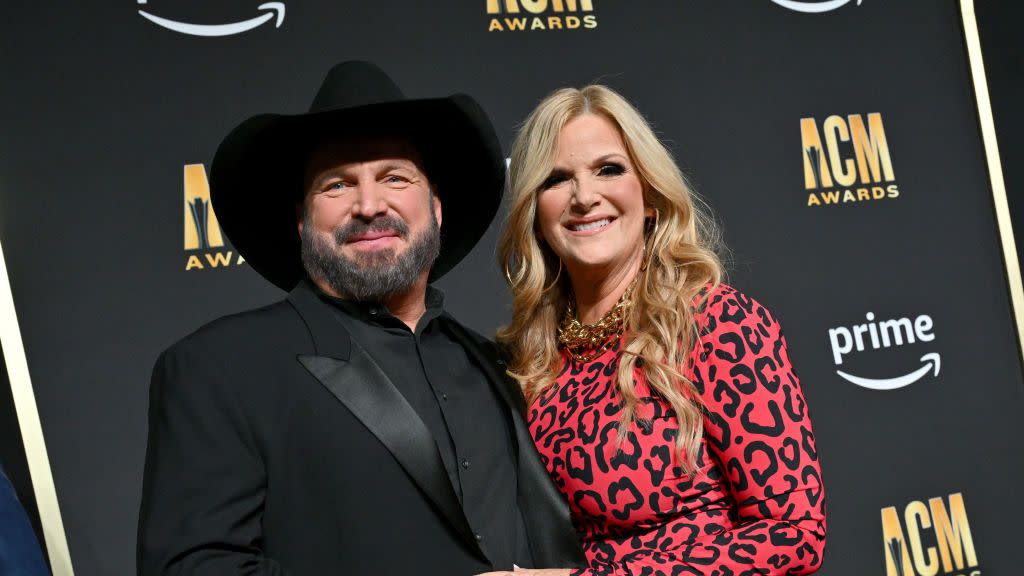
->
xmin=558 ymin=276 xmax=639 ymax=364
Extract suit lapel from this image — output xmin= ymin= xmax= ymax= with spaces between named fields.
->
xmin=287 ymin=282 xmax=486 ymax=560
xmin=442 ymin=318 xmax=585 ymax=568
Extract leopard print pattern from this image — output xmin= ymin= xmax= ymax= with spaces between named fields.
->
xmin=528 ymin=284 xmax=826 ymax=576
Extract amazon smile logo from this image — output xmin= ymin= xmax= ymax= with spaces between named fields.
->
xmin=138 ymin=1 xmax=285 ymax=37
xmin=771 ymin=0 xmax=862 ymax=13
xmin=828 ymin=311 xmax=939 ymax=391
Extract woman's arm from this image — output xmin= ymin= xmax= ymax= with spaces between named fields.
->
xmin=573 ymin=287 xmax=826 ymax=576
xmin=677 ymin=287 xmax=826 ymax=574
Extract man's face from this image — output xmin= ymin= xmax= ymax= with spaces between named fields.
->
xmin=298 ymin=137 xmax=442 ymax=300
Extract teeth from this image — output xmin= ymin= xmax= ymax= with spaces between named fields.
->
xmin=571 ymin=218 xmax=611 ymax=232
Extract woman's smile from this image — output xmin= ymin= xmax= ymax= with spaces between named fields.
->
xmin=564 ymin=216 xmax=617 ymax=235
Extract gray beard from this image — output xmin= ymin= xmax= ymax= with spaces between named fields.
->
xmin=300 ymin=210 xmax=440 ymax=302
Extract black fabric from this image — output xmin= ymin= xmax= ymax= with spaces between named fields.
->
xmin=318 ymin=287 xmax=531 ymax=568
xmin=443 ymin=321 xmax=586 ymax=568
xmin=322 ymin=290 xmax=459 ymax=492
xmin=296 ymin=352 xmax=481 ymax=557
xmin=137 ymin=280 xmax=584 ymax=575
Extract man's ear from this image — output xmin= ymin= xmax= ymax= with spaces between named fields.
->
xmin=296 ymin=203 xmax=305 ymax=235
xmin=432 ymin=190 xmax=442 ymax=228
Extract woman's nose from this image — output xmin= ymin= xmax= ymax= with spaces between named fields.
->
xmin=570 ymin=177 xmax=600 ymax=209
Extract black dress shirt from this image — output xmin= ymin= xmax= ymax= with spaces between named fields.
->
xmin=320 ymin=287 xmax=532 ymax=570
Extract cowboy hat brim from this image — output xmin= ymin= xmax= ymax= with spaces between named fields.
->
xmin=210 ymin=94 xmax=505 ymax=291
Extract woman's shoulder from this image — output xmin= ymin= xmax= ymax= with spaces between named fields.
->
xmin=691 ymin=282 xmax=783 ymax=338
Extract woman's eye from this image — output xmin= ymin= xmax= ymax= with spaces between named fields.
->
xmin=597 ymin=163 xmax=625 ymax=177
xmin=540 ymin=174 xmax=568 ymax=190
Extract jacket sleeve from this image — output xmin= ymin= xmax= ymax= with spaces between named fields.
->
xmin=573 ymin=288 xmax=827 ymax=576
xmin=137 ymin=340 xmax=291 ymax=576
xmin=0 ymin=466 xmax=50 ymax=576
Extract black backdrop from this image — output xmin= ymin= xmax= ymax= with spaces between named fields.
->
xmin=1 ymin=2 xmax=1021 ymax=575
xmin=977 ymin=0 xmax=1024 ymax=275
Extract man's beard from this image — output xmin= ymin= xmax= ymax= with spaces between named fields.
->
xmin=300 ymin=211 xmax=440 ymax=301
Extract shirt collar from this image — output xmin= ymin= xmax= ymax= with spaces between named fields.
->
xmin=313 ymin=280 xmax=447 ymax=333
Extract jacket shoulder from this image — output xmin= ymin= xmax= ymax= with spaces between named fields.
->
xmin=164 ymin=298 xmax=310 ymax=357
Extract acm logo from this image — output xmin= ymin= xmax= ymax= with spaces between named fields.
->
xmin=183 ymin=164 xmax=245 ymax=271
xmin=800 ymin=112 xmax=899 ymax=207
xmin=881 ymin=492 xmax=980 ymax=576
xmin=486 ymin=0 xmax=597 ymax=32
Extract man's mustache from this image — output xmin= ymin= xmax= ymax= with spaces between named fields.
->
xmin=333 ymin=216 xmax=409 ymax=245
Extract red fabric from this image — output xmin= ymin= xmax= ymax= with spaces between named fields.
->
xmin=528 ymin=284 xmax=826 ymax=576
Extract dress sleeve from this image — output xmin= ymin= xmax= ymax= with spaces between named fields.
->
xmin=685 ymin=287 xmax=826 ymax=573
xmin=572 ymin=287 xmax=827 ymax=576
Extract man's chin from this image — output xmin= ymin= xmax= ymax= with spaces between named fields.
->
xmin=343 ymin=247 xmax=399 ymax=266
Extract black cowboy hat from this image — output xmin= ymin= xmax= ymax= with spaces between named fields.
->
xmin=210 ymin=61 xmax=505 ymax=291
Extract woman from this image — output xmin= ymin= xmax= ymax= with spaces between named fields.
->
xmin=487 ymin=86 xmax=826 ymax=576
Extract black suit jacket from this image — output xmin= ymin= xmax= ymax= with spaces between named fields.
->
xmin=137 ymin=281 xmax=583 ymax=575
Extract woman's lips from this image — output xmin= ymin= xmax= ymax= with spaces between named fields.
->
xmin=565 ymin=217 xmax=615 ymax=235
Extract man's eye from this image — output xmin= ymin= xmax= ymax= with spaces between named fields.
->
xmin=385 ymin=175 xmax=407 ymax=184
xmin=597 ymin=163 xmax=625 ymax=177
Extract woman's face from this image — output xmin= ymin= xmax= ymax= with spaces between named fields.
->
xmin=536 ymin=113 xmax=650 ymax=281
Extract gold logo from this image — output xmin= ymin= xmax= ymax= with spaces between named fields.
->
xmin=183 ymin=164 xmax=245 ymax=271
xmin=881 ymin=492 xmax=981 ymax=576
xmin=800 ymin=112 xmax=899 ymax=207
xmin=486 ymin=0 xmax=597 ymax=32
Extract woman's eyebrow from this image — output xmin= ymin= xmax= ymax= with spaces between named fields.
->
xmin=592 ymin=153 xmax=628 ymax=164
xmin=544 ymin=167 xmax=572 ymax=179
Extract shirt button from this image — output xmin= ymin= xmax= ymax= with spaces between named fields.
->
xmin=461 ymin=458 xmax=471 ymax=469
xmin=441 ymin=392 xmax=449 ymax=401
xmin=474 ymin=533 xmax=483 ymax=542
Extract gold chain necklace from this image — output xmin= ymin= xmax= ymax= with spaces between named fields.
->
xmin=558 ymin=277 xmax=638 ymax=364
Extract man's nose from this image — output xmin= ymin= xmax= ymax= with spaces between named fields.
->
xmin=351 ymin=181 xmax=388 ymax=219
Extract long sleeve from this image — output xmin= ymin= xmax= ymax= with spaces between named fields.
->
xmin=0 ymin=466 xmax=49 ymax=576
xmin=137 ymin=341 xmax=291 ymax=576
xmin=560 ymin=286 xmax=826 ymax=576
xmin=679 ymin=288 xmax=825 ymax=573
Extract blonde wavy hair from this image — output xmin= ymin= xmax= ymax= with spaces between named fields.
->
xmin=497 ymin=85 xmax=724 ymax=471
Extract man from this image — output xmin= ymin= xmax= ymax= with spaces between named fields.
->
xmin=137 ymin=61 xmax=583 ymax=575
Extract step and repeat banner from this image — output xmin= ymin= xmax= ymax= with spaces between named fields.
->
xmin=1 ymin=1 xmax=1021 ymax=575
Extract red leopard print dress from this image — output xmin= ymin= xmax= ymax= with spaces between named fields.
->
xmin=528 ymin=284 xmax=826 ymax=575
